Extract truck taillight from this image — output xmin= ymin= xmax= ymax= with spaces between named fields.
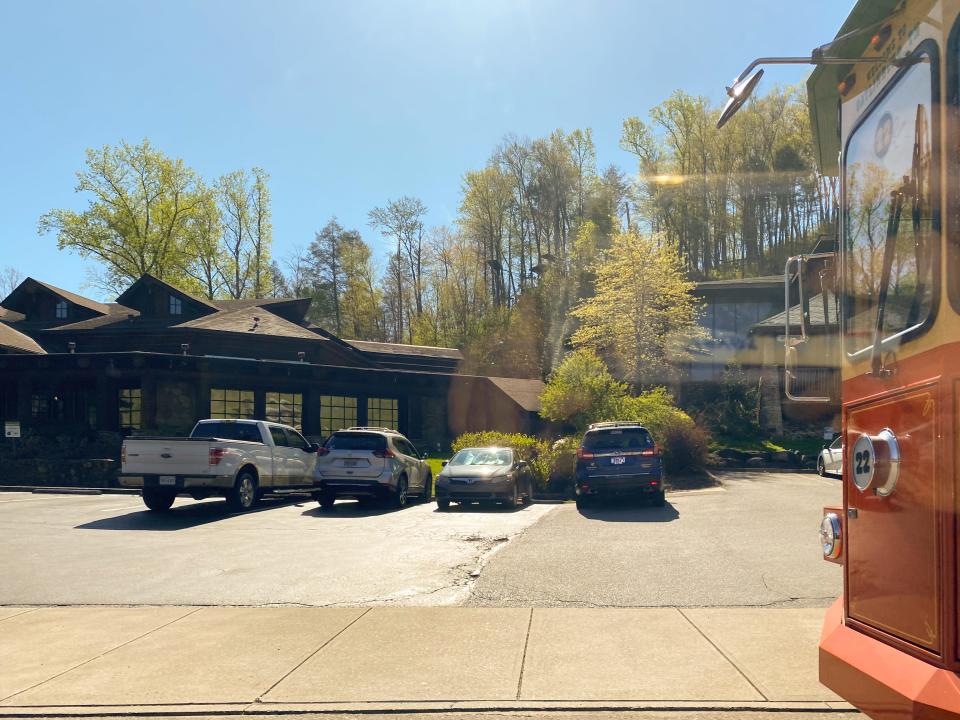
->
xmin=576 ymin=447 xmax=594 ymax=460
xmin=209 ymin=447 xmax=227 ymax=466
xmin=317 ymin=447 xmax=330 ymax=456
xmin=373 ymin=448 xmax=395 ymax=458
xmin=640 ymin=448 xmax=657 ymax=456
xmin=121 ymin=445 xmax=126 ymax=465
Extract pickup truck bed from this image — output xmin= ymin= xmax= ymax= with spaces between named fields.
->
xmin=120 ymin=419 xmax=319 ymax=512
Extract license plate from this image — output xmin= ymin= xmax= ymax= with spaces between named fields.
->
xmin=158 ymin=476 xmax=176 ymax=485
xmin=343 ymin=460 xmax=358 ymax=467
xmin=611 ymin=456 xmax=626 ymax=465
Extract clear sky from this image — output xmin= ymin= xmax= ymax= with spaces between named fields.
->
xmin=0 ymin=0 xmax=853 ymax=300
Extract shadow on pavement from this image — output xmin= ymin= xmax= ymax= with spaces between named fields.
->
xmin=75 ymin=495 xmax=305 ymax=531
xmin=434 ymin=500 xmax=530 ymax=513
xmin=301 ymin=497 xmax=429 ymax=518
xmin=577 ymin=500 xmax=679 ymax=523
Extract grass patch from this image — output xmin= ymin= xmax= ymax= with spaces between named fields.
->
xmin=425 ymin=457 xmax=446 ymax=479
xmin=710 ymin=434 xmax=827 ymax=457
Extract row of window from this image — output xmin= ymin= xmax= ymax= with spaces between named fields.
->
xmin=117 ymin=388 xmax=398 ymax=434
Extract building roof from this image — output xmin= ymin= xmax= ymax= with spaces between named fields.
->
xmin=752 ymin=291 xmax=838 ymax=334
xmin=116 ymin=273 xmax=219 ymax=313
xmin=47 ymin=304 xmax=140 ymax=331
xmin=0 ymin=322 xmax=45 ymax=354
xmin=2 ymin=278 xmax=112 ymax=316
xmin=487 ymin=376 xmax=544 ymax=412
xmin=695 ymin=275 xmax=783 ymax=292
xmin=173 ymin=306 xmax=324 ymax=341
xmin=0 ymin=307 xmax=25 ymax=322
xmin=345 ymin=339 xmax=463 ymax=360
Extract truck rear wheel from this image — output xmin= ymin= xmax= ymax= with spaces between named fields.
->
xmin=226 ymin=471 xmax=258 ymax=512
xmin=142 ymin=488 xmax=176 ymax=512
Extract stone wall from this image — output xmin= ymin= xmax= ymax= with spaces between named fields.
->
xmin=0 ymin=459 xmax=120 ymax=488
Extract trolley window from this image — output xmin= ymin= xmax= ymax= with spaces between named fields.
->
xmin=843 ymin=45 xmax=938 ymax=357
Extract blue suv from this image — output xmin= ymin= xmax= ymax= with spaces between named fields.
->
xmin=575 ymin=422 xmax=664 ymax=508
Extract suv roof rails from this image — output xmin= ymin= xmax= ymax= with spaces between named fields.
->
xmin=586 ymin=421 xmax=646 ymax=431
xmin=345 ymin=426 xmax=400 ymax=433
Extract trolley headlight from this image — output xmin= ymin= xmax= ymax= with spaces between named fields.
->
xmin=820 ymin=512 xmax=842 ymax=560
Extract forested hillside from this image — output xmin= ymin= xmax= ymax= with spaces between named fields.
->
xmin=41 ymin=85 xmax=835 ymax=381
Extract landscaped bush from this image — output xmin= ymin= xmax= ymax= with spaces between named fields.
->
xmin=657 ymin=419 xmax=710 ymax=475
xmin=532 ymin=436 xmax=578 ymax=492
xmin=451 ymin=431 xmax=542 ymax=461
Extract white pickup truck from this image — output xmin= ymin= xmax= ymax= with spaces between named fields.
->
xmin=120 ymin=419 xmax=320 ymax=512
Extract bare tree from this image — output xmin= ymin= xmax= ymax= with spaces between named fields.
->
xmin=0 ymin=266 xmax=24 ymax=299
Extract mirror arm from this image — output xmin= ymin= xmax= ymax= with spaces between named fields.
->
xmin=732 ymin=54 xmax=907 ymax=89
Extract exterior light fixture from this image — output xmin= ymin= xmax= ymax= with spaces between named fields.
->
xmin=820 ymin=512 xmax=842 ymax=560
xmin=181 ymin=343 xmax=189 ymax=356
xmin=67 ymin=342 xmax=76 ymax=354
xmin=298 ymin=351 xmax=305 ymax=362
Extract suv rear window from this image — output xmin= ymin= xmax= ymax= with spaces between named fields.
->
xmin=582 ymin=428 xmax=653 ymax=451
xmin=325 ymin=432 xmax=387 ymax=451
xmin=192 ymin=422 xmax=263 ymax=443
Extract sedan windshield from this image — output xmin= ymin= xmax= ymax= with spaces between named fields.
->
xmin=448 ymin=448 xmax=513 ymax=467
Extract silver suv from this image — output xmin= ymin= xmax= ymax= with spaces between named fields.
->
xmin=313 ymin=427 xmax=432 ymax=510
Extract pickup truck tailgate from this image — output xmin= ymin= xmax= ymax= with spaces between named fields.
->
xmin=123 ymin=439 xmax=213 ymax=476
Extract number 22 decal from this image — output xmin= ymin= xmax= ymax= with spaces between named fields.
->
xmin=855 ymin=450 xmax=871 ymax=475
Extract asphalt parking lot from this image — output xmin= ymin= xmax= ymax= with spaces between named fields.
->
xmin=0 ymin=493 xmax=553 ymax=606
xmin=0 ymin=471 xmax=841 ymax=608
xmin=469 ymin=471 xmax=842 ymax=608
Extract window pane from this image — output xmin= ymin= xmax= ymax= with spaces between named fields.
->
xmin=844 ymin=59 xmax=936 ymax=354
xmin=119 ymin=388 xmax=142 ymax=430
xmin=211 ymin=388 xmax=254 ymax=420
xmin=320 ymin=395 xmax=358 ymax=436
xmin=367 ymin=397 xmax=398 ymax=430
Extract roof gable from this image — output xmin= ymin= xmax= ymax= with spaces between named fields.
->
xmin=0 ymin=278 xmax=110 ymax=323
xmin=115 ymin=274 xmax=217 ymax=319
xmin=752 ymin=291 xmax=839 ymax=334
xmin=487 ymin=376 xmax=544 ymax=412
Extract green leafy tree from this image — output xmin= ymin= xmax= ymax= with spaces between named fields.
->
xmin=539 ymin=349 xmax=627 ymax=431
xmin=38 ymin=139 xmax=208 ymax=294
xmin=571 ymin=230 xmax=704 ymax=387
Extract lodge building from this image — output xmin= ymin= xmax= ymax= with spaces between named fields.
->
xmin=0 ymin=274 xmax=543 ymax=447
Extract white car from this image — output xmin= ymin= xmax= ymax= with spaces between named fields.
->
xmin=313 ymin=427 xmax=432 ymax=509
xmin=120 ymin=419 xmax=320 ymax=512
xmin=817 ymin=436 xmax=843 ymax=477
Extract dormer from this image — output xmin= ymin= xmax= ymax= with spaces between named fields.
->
xmin=0 ymin=278 xmax=109 ymax=326
xmin=116 ymin=274 xmax=217 ymax=322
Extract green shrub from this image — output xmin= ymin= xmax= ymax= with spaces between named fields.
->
xmin=451 ymin=431 xmax=543 ymax=461
xmin=532 ymin=436 xmax=578 ymax=490
xmin=658 ymin=420 xmax=710 ymax=475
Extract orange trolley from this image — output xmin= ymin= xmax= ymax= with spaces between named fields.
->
xmin=722 ymin=1 xmax=960 ymax=717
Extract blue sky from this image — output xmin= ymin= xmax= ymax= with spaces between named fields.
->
xmin=0 ymin=0 xmax=852 ymax=300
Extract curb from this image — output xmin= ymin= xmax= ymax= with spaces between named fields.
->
xmin=0 ymin=486 xmax=138 ymax=495
xmin=0 ymin=700 xmax=861 ymax=717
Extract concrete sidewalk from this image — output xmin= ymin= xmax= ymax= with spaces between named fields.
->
xmin=0 ymin=606 xmax=851 ymax=716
